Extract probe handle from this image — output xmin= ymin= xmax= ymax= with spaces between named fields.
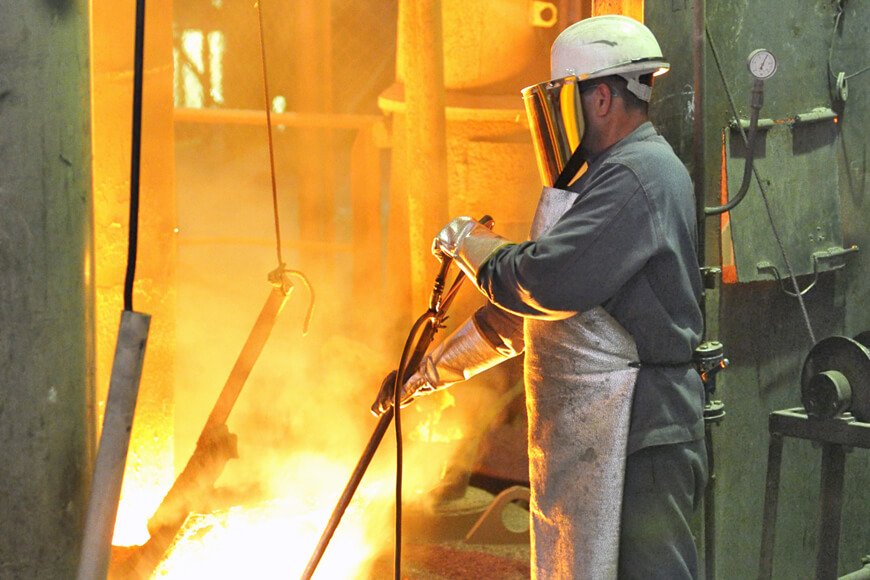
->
xmin=430 ymin=214 xmax=494 ymax=310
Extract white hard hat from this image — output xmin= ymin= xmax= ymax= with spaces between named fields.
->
xmin=550 ymin=15 xmax=669 ymax=102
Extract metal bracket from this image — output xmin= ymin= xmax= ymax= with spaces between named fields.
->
xmin=756 ymin=245 xmax=859 ymax=297
xmin=700 ymin=266 xmax=722 ymax=290
xmin=464 ymin=486 xmax=531 ymax=545
xmin=729 ymin=107 xmax=838 ymax=131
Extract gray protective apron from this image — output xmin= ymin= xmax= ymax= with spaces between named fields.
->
xmin=526 ymin=186 xmax=640 ymax=579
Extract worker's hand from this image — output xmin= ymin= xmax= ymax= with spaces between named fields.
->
xmin=370 ymin=369 xmax=435 ymax=417
xmin=432 ymin=216 xmax=478 ymax=261
xmin=371 ymin=316 xmax=515 ymax=418
xmin=432 ymin=217 xmax=511 ymax=281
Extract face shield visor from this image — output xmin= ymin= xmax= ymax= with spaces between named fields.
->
xmin=521 ymin=76 xmax=585 ymax=188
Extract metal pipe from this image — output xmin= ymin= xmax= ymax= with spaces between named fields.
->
xmin=77 ymin=312 xmax=151 ymax=580
xmin=704 ymin=78 xmax=764 ymax=216
xmin=704 ymin=423 xmax=717 ymax=580
xmin=91 ymin=0 xmax=178 ymax=527
xmin=728 ymin=108 xmax=837 ymax=130
xmin=730 ymin=117 xmax=777 ymax=130
xmin=173 ymin=107 xmax=381 ymax=129
xmin=398 ymin=0 xmax=450 ymax=315
xmin=793 ymin=107 xmax=838 ymax=124
xmin=690 ymin=3 xmax=718 ymax=577
xmin=692 ymin=0 xmax=707 ymax=277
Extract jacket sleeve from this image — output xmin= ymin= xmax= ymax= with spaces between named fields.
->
xmin=472 ymin=301 xmax=525 ymax=356
xmin=476 ymin=161 xmax=661 ymax=319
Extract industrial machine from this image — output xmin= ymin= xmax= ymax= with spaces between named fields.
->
xmin=801 ymin=334 xmax=870 ymax=421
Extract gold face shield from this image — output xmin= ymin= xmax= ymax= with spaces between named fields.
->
xmin=521 ymin=76 xmax=585 ymax=188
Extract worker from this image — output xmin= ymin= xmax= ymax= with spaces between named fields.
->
xmin=374 ymin=15 xmax=707 ymax=579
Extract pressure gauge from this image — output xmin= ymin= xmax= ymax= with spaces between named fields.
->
xmin=747 ymin=49 xmax=777 ymax=80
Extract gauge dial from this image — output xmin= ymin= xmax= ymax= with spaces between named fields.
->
xmin=748 ymin=49 xmax=777 ymax=80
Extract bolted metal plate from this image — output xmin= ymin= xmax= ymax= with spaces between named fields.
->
xmin=725 ymin=120 xmax=846 ymax=283
xmin=801 ymin=336 xmax=870 ymax=422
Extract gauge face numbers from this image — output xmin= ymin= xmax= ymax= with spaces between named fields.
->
xmin=748 ymin=49 xmax=777 ymax=80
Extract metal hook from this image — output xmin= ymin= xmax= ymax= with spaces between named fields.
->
xmin=268 ymin=264 xmax=316 ymax=335
xmin=756 ymin=245 xmax=859 ymax=298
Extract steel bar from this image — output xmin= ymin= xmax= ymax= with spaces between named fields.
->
xmin=174 ymin=107 xmax=381 ymax=130
xmin=119 ymin=286 xmax=290 ymax=578
xmin=301 ymin=409 xmax=394 ymax=580
xmin=301 ymin=219 xmax=489 ymax=579
xmin=692 ymin=0 xmax=707 ymax=291
xmin=202 ymin=285 xmax=291 ymax=433
xmin=757 ymin=433 xmax=783 ymax=580
xmin=77 ymin=312 xmax=151 ymax=580
xmin=816 ymin=443 xmax=846 ymax=580
xmin=704 ymin=424 xmax=717 ymax=580
xmin=303 ymin=311 xmax=439 ymax=579
xmin=769 ymin=408 xmax=870 ymax=448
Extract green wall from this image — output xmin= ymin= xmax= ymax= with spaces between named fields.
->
xmin=0 ymin=0 xmax=93 ymax=577
xmin=648 ymin=1 xmax=869 ymax=578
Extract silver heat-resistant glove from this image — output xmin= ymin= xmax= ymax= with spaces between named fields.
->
xmin=370 ymin=316 xmax=512 ymax=416
xmin=432 ymin=216 xmax=512 ymax=282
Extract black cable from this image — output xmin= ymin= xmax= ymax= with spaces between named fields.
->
xmin=827 ymin=2 xmax=845 ymax=81
xmin=824 ymin=1 xmax=869 ymax=82
xmin=124 ymin=0 xmax=147 ymax=312
xmin=392 ymin=351 xmax=407 ymax=580
xmin=391 ymin=311 xmax=433 ymax=580
xmin=825 ymin=3 xmax=870 ymax=96
xmin=254 ymin=0 xmax=285 ymax=269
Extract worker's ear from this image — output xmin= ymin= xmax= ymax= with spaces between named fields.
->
xmin=584 ymin=82 xmax=615 ymax=118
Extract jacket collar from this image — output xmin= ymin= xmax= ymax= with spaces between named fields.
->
xmin=586 ymin=121 xmax=656 ymax=167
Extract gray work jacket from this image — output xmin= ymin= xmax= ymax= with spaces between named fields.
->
xmin=475 ymin=121 xmax=705 ymax=454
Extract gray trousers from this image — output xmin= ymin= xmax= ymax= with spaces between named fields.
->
xmin=618 ymin=438 xmax=708 ymax=579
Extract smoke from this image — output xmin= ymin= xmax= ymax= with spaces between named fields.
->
xmin=143 ymin=122 xmax=520 ymax=575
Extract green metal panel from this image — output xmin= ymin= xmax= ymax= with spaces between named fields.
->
xmin=647 ymin=0 xmax=869 ymax=578
xmin=726 ymin=119 xmax=845 ymax=282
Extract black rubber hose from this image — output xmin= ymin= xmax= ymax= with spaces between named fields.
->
xmin=124 ymin=0 xmax=146 ymax=311
xmin=391 ymin=310 xmax=434 ymax=580
xmin=705 ymin=79 xmax=764 ymax=216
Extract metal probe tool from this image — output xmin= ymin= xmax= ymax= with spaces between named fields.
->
xmin=300 ymin=215 xmax=494 ymax=579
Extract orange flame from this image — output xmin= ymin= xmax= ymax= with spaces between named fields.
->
xmin=410 ymin=391 xmax=464 ymax=444
xmin=151 ymin=452 xmax=393 ymax=578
